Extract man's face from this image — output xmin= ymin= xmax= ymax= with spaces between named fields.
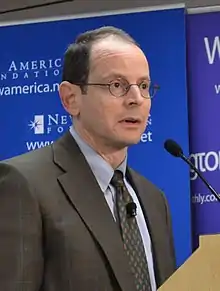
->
xmin=71 ymin=38 xmax=151 ymax=150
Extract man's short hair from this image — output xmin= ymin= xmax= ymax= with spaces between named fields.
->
xmin=62 ymin=26 xmax=138 ymax=92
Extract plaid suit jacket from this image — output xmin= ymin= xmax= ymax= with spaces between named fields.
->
xmin=0 ymin=132 xmax=176 ymax=290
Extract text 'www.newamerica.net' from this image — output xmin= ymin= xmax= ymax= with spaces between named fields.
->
xmin=0 ymin=82 xmax=59 ymax=96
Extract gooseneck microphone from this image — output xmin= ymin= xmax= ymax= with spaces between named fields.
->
xmin=126 ymin=202 xmax=137 ymax=218
xmin=164 ymin=139 xmax=220 ymax=202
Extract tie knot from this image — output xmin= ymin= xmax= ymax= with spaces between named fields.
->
xmin=111 ymin=170 xmax=124 ymax=188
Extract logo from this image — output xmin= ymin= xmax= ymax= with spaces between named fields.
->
xmin=25 ymin=113 xmax=71 ymax=151
xmin=28 ymin=115 xmax=44 ymax=134
xmin=0 ymin=58 xmax=61 ymax=96
xmin=28 ymin=113 xmax=72 ymax=135
xmin=189 ymin=150 xmax=220 ymax=180
xmin=1 ymin=58 xmax=62 ymax=81
xmin=204 ymin=36 xmax=220 ymax=65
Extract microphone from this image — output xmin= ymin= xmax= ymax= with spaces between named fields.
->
xmin=164 ymin=139 xmax=220 ymax=202
xmin=126 ymin=202 xmax=137 ymax=218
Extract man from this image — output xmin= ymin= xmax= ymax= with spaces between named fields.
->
xmin=0 ymin=26 xmax=176 ymax=291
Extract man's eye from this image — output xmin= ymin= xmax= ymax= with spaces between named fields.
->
xmin=140 ymin=82 xmax=149 ymax=89
xmin=113 ymin=82 xmax=121 ymax=88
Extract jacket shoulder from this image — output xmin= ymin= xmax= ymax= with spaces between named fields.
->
xmin=2 ymin=145 xmax=54 ymax=177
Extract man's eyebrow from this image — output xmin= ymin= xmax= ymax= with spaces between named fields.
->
xmin=138 ymin=76 xmax=151 ymax=82
xmin=101 ymin=72 xmax=126 ymax=80
xmin=101 ymin=73 xmax=151 ymax=81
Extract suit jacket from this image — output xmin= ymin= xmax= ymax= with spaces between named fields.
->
xmin=0 ymin=131 xmax=176 ymax=291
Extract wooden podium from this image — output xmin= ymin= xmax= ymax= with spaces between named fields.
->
xmin=158 ymin=234 xmax=220 ymax=290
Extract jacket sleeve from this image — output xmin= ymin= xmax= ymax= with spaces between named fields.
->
xmin=163 ymin=192 xmax=177 ymax=271
xmin=0 ymin=163 xmax=44 ymax=291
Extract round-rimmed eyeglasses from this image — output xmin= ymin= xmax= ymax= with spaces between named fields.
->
xmin=74 ymin=79 xmax=160 ymax=99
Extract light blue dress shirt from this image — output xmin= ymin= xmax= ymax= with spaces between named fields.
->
xmin=69 ymin=125 xmax=156 ymax=291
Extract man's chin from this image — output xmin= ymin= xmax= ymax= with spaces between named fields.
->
xmin=117 ymin=137 xmax=142 ymax=148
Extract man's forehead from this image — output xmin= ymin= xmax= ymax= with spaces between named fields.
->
xmin=91 ymin=37 xmax=143 ymax=58
xmin=90 ymin=38 xmax=148 ymax=71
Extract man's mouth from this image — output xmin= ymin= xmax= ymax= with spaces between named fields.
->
xmin=120 ymin=118 xmax=141 ymax=124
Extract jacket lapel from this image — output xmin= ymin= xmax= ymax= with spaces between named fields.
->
xmin=52 ymin=132 xmax=136 ymax=291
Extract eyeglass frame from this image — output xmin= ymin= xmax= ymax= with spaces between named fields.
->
xmin=73 ymin=79 xmax=160 ymax=99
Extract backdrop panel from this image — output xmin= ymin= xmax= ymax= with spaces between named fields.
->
xmin=0 ymin=6 xmax=190 ymax=267
xmin=187 ymin=11 xmax=220 ymax=248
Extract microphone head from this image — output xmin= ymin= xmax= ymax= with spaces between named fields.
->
xmin=164 ymin=139 xmax=183 ymax=158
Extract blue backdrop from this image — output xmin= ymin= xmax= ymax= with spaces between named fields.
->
xmin=0 ymin=6 xmax=191 ymax=267
xmin=187 ymin=11 xmax=220 ymax=248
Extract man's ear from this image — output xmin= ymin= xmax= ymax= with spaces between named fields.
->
xmin=59 ymin=81 xmax=81 ymax=116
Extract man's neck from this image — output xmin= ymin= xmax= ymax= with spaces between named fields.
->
xmin=73 ymin=124 xmax=127 ymax=169
xmin=97 ymin=149 xmax=127 ymax=169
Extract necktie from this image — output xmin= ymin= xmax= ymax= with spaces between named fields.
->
xmin=111 ymin=170 xmax=152 ymax=291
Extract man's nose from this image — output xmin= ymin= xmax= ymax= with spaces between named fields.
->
xmin=125 ymin=85 xmax=145 ymax=105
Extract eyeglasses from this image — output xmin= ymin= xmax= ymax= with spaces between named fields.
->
xmin=75 ymin=79 xmax=160 ymax=99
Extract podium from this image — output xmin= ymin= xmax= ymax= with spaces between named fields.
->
xmin=158 ymin=234 xmax=220 ymax=290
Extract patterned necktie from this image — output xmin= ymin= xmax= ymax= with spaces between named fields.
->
xmin=111 ymin=170 xmax=152 ymax=291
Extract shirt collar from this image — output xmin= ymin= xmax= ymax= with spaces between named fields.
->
xmin=69 ymin=125 xmax=127 ymax=192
